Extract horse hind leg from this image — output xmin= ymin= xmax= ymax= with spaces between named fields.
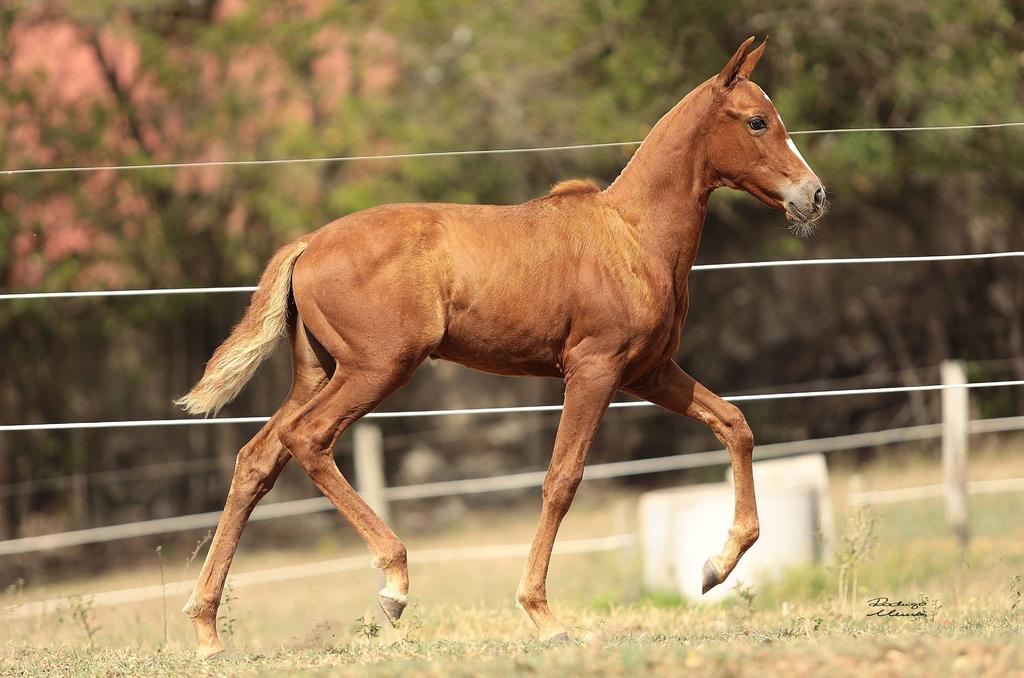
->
xmin=277 ymin=347 xmax=427 ymax=625
xmin=183 ymin=416 xmax=291 ymax=658
xmin=184 ymin=318 xmax=329 ymax=658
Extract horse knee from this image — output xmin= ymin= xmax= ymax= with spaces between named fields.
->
xmin=721 ymin=405 xmax=754 ymax=452
xmin=542 ymin=473 xmax=582 ymax=507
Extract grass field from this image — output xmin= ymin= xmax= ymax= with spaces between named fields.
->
xmin=3 ymin=439 xmax=1024 ymax=676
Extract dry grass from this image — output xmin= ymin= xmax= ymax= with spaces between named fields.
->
xmin=3 ymin=440 xmax=1024 ymax=676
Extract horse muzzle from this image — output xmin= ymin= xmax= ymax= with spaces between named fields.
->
xmin=784 ymin=181 xmax=827 ymax=226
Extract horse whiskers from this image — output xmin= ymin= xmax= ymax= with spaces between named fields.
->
xmin=788 ymin=218 xmax=819 ymax=238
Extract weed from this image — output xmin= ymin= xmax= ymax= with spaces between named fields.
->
xmin=183 ymin=530 xmax=213 ymax=578
xmin=919 ymin=592 xmax=942 ymax=623
xmin=833 ymin=505 xmax=877 ymax=612
xmin=353 ymin=614 xmax=382 ymax=643
xmin=4 ymin=577 xmax=25 ymax=598
xmin=392 ymin=599 xmax=422 ymax=642
xmin=1 ymin=577 xmax=26 ymax=615
xmin=219 ymin=579 xmax=237 ymax=640
xmin=156 ymin=545 xmax=168 ymax=648
xmin=58 ymin=595 xmax=99 ymax=648
xmin=731 ymin=579 xmax=756 ymax=617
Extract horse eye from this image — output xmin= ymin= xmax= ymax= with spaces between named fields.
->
xmin=748 ymin=117 xmax=768 ymax=131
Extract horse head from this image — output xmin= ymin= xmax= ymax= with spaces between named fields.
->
xmin=704 ymin=37 xmax=827 ymax=236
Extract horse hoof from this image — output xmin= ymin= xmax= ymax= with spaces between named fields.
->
xmin=542 ymin=631 xmax=571 ymax=644
xmin=701 ymin=558 xmax=722 ymax=594
xmin=378 ymin=591 xmax=408 ymax=625
xmin=196 ymin=644 xmax=226 ymax=661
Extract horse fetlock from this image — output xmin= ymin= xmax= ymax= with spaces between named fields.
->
xmin=372 ymin=543 xmax=409 ymax=595
xmin=515 ymin=586 xmax=546 ymax=611
xmin=375 ymin=542 xmax=407 ymax=569
xmin=730 ymin=521 xmax=760 ymax=550
xmin=182 ymin=596 xmax=216 ymax=620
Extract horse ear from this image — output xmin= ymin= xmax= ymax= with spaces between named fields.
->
xmin=737 ymin=37 xmax=767 ymax=80
xmin=714 ymin=36 xmax=756 ymax=91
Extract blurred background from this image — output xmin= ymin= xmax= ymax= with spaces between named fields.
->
xmin=1 ymin=0 xmax=1022 ymax=584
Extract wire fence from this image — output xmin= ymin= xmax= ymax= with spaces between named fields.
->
xmin=1 ymin=379 xmax=1021 ymax=433
xmin=2 ymin=533 xmax=637 ymax=618
xmin=2 ymin=413 xmax=1021 ymax=557
xmin=3 ymin=250 xmax=1023 ymax=302
xmin=851 ymin=477 xmax=1024 ymax=506
xmin=2 ymin=121 xmax=1022 ymax=177
xmin=7 ymin=361 xmax=1013 ymax=498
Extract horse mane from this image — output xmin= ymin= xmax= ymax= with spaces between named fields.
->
xmin=547 ymin=179 xmax=601 ymax=197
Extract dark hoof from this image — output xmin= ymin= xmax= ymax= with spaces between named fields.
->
xmin=378 ymin=594 xmax=407 ymax=625
xmin=543 ymin=631 xmax=571 ymax=645
xmin=701 ymin=559 xmax=722 ymax=594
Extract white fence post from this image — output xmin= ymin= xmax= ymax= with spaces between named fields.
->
xmin=353 ymin=424 xmax=389 ymax=523
xmin=941 ymin=360 xmax=969 ymax=549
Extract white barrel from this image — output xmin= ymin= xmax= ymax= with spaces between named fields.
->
xmin=726 ymin=453 xmax=834 ymax=561
xmin=638 ymin=483 xmax=728 ymax=594
xmin=640 ymin=454 xmax=829 ymax=601
xmin=669 ymin=487 xmax=816 ymax=601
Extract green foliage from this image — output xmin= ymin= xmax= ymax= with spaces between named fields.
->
xmin=1010 ymin=575 xmax=1022 ymax=611
xmin=833 ymin=505 xmax=878 ymax=612
xmin=353 ymin=614 xmax=382 ymax=643
xmin=155 ymin=545 xmax=167 ymax=648
xmin=219 ymin=579 xmax=237 ymax=640
xmin=58 ymin=595 xmax=100 ymax=649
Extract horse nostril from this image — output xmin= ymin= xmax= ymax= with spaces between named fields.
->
xmin=813 ymin=187 xmax=824 ymax=210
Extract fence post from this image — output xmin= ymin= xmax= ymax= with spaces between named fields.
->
xmin=353 ymin=423 xmax=389 ymax=523
xmin=940 ymin=360 xmax=969 ymax=549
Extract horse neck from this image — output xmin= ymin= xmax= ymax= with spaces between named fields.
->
xmin=604 ymin=81 xmax=717 ymax=278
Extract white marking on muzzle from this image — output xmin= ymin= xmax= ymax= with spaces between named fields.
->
xmin=786 ymin=137 xmax=813 ymax=174
xmin=754 ymin=83 xmax=818 ymax=182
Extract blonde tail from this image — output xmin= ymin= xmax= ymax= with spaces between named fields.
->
xmin=175 ymin=241 xmax=309 ymax=416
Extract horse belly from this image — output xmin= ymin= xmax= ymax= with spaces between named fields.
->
xmin=432 ymin=303 xmax=566 ymax=377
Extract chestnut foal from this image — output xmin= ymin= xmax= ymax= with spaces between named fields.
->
xmin=177 ymin=37 xmax=825 ymax=656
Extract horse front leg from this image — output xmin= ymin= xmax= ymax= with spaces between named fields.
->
xmin=625 ymin=360 xmax=759 ymax=593
xmin=515 ymin=356 xmax=622 ymax=641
